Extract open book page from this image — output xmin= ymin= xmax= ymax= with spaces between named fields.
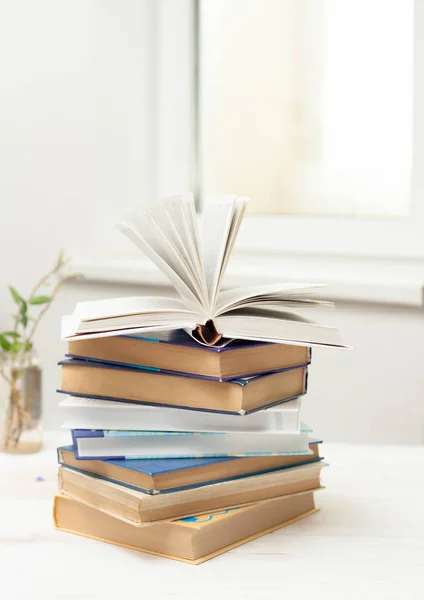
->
xmin=61 ymin=194 xmax=344 ymax=347
xmin=170 ymin=194 xmax=208 ymax=300
xmin=215 ymin=197 xmax=247 ymax=304
xmin=216 ymin=309 xmax=344 ymax=347
xmin=62 ymin=296 xmax=204 ymax=339
xmin=200 ymin=196 xmax=248 ymax=316
xmin=62 ymin=296 xmax=202 ymax=339
xmin=161 ymin=197 xmax=208 ymax=308
xmin=72 ymin=296 xmax=192 ymax=321
xmin=119 ymin=199 xmax=206 ymax=313
xmin=214 ymin=283 xmax=329 ymax=316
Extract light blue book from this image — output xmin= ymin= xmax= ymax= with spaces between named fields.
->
xmin=71 ymin=424 xmax=313 ymax=460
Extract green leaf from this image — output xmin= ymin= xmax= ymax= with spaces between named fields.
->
xmin=20 ymin=313 xmax=28 ymax=328
xmin=9 ymin=342 xmax=23 ymax=353
xmin=0 ymin=334 xmax=11 ymax=351
xmin=9 ymin=286 xmax=24 ymax=305
xmin=3 ymin=331 xmax=20 ymax=339
xmin=24 ymin=341 xmax=32 ymax=352
xmin=29 ymin=295 xmax=52 ymax=305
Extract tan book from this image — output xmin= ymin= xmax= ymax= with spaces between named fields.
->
xmin=59 ymin=359 xmax=307 ymax=414
xmin=57 ymin=442 xmax=321 ymax=492
xmin=53 ymin=491 xmax=318 ymax=564
xmin=58 ymin=461 xmax=324 ymax=524
xmin=67 ymin=333 xmax=310 ymax=380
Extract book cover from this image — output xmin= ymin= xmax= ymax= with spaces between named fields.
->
xmin=57 ymin=358 xmax=309 ymax=415
xmin=57 ymin=444 xmax=323 ymax=494
xmin=53 ymin=491 xmax=319 ymax=564
xmin=59 ymin=356 xmax=309 ymax=383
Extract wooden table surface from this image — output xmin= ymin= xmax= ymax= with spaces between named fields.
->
xmin=1 ymin=433 xmax=423 ymax=600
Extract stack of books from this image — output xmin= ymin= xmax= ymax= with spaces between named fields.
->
xmin=53 ymin=195 xmax=344 ymax=564
xmin=54 ymin=332 xmax=324 ymax=564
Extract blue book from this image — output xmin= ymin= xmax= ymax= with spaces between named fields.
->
xmin=70 ymin=426 xmax=313 ymax=460
xmin=66 ymin=329 xmax=311 ymax=381
xmin=57 ymin=441 xmax=323 ymax=494
xmin=58 ymin=358 xmax=308 ymax=415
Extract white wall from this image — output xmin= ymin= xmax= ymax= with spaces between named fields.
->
xmin=302 ymin=301 xmax=424 ymax=445
xmin=0 ymin=0 xmax=151 ymax=420
xmin=1 ymin=1 xmax=423 ymax=444
xmin=0 ymin=0 xmax=151 ymax=271
xmin=0 ymin=0 xmax=151 ymax=425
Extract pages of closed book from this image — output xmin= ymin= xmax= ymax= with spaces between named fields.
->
xmin=72 ymin=429 xmax=312 ymax=459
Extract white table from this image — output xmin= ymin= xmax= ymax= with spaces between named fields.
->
xmin=1 ymin=434 xmax=423 ymax=600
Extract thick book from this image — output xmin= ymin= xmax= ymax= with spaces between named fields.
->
xmin=59 ymin=396 xmax=301 ymax=433
xmin=62 ymin=195 xmax=344 ymax=349
xmin=70 ymin=427 xmax=312 ymax=460
xmin=58 ymin=461 xmax=324 ymax=524
xmin=54 ymin=491 xmax=318 ymax=564
xmin=57 ymin=441 xmax=322 ymax=493
xmin=58 ymin=359 xmax=308 ymax=415
xmin=67 ymin=330 xmax=311 ymax=380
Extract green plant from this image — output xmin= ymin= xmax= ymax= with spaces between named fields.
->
xmin=0 ymin=251 xmax=73 ymax=448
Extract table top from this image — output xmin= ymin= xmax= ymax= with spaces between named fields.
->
xmin=1 ymin=433 xmax=424 ymax=600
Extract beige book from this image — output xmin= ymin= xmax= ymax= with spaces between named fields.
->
xmin=54 ymin=491 xmax=318 ymax=564
xmin=67 ymin=335 xmax=310 ymax=380
xmin=58 ymin=461 xmax=325 ymax=524
xmin=59 ymin=359 xmax=307 ymax=414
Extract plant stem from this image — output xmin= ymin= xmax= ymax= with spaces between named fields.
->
xmin=26 ymin=274 xmax=74 ymax=348
xmin=0 ymin=364 xmax=11 ymax=385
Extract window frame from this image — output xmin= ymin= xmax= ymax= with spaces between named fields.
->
xmin=73 ymin=0 xmax=424 ymax=305
xmin=159 ymin=0 xmax=424 ymax=259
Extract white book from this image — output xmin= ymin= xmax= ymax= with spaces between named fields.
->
xmin=59 ymin=396 xmax=301 ymax=433
xmin=72 ymin=427 xmax=312 ymax=460
xmin=63 ymin=195 xmax=344 ymax=348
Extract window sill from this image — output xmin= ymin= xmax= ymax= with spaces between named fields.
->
xmin=71 ymin=252 xmax=424 ymax=308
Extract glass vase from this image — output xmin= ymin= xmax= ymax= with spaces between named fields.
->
xmin=0 ymin=350 xmax=42 ymax=453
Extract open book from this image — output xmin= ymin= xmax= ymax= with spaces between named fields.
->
xmin=63 ymin=195 xmax=343 ymax=347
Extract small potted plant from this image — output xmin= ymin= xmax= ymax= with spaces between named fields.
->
xmin=0 ymin=251 xmax=72 ymax=453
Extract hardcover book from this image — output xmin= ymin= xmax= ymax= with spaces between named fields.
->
xmin=54 ymin=490 xmax=318 ymax=564
xmin=57 ymin=441 xmax=322 ymax=493
xmin=58 ymin=461 xmax=324 ymax=524
xmin=58 ymin=358 xmax=308 ymax=415
xmin=59 ymin=396 xmax=301 ymax=433
xmin=70 ymin=426 xmax=312 ymax=460
xmin=67 ymin=330 xmax=311 ymax=380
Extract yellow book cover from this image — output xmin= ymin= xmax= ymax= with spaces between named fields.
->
xmin=54 ymin=489 xmax=319 ymax=564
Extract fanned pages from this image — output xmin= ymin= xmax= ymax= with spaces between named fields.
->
xmin=63 ymin=195 xmax=344 ymax=348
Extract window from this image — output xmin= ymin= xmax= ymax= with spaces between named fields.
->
xmin=198 ymin=0 xmax=413 ymax=217
xmin=69 ymin=0 xmax=424 ymax=285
